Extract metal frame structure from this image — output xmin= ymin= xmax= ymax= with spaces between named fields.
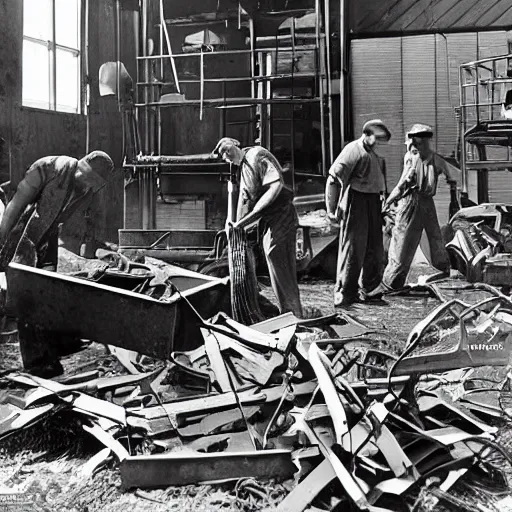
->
xmin=459 ymin=53 xmax=512 ymax=202
xmin=118 ymin=0 xmax=339 ymax=268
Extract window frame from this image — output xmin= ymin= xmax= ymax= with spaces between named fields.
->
xmin=22 ymin=0 xmax=82 ymax=114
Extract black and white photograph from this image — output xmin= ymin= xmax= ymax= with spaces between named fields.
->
xmin=1 ymin=0 xmax=512 ymax=510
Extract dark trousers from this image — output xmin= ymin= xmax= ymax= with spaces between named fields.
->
xmin=383 ymin=193 xmax=449 ymax=290
xmin=262 ymin=211 xmax=303 ymax=318
xmin=335 ymin=189 xmax=384 ymax=299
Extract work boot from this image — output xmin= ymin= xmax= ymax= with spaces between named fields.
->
xmin=365 ymin=282 xmax=391 ymax=300
xmin=358 ymin=288 xmax=386 ymax=303
xmin=334 ymin=292 xmax=356 ymax=308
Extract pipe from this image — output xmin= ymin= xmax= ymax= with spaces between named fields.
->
xmin=85 ymin=0 xmax=90 ymax=152
xmin=116 ymin=0 xmax=121 ymax=108
xmin=316 ymin=0 xmax=326 ymax=176
xmin=142 ymin=0 xmax=149 ymax=153
xmin=324 ymin=0 xmax=334 ymax=166
xmin=339 ymin=0 xmax=346 ymax=151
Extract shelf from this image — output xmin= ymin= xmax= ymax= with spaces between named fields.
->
xmin=135 ymin=97 xmax=322 ymax=108
xmin=465 ymin=161 xmax=512 ymax=170
xmin=137 ymin=73 xmax=321 ymax=86
xmin=136 ymin=46 xmax=319 ymax=60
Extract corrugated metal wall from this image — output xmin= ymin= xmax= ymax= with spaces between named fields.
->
xmin=350 ymin=31 xmax=509 ymax=225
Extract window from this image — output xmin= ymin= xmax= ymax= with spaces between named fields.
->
xmin=22 ymin=0 xmax=81 ymax=113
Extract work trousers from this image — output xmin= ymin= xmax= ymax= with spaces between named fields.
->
xmin=383 ymin=193 xmax=450 ymax=290
xmin=262 ymin=207 xmax=303 ymax=318
xmin=335 ymin=189 xmax=383 ymax=299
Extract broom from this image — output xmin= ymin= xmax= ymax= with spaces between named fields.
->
xmin=225 ymin=165 xmax=264 ymax=325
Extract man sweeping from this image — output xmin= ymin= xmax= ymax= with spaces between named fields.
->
xmin=0 ymin=151 xmax=115 ymax=377
xmin=325 ymin=120 xmax=391 ymax=307
xmin=368 ymin=124 xmax=458 ymax=296
xmin=212 ymin=137 xmax=303 ymax=319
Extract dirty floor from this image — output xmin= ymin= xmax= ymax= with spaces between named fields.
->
xmin=1 ymin=262 xmax=511 ymax=511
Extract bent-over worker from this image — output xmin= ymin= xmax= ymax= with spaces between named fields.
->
xmin=325 ymin=120 xmax=391 ymax=307
xmin=212 ymin=137 xmax=303 ymax=318
xmin=0 ymin=151 xmax=115 ymax=377
xmin=368 ymin=124 xmax=458 ymax=296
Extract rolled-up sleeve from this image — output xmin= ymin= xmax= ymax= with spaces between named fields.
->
xmin=328 ymin=143 xmax=358 ymax=186
xmin=15 ymin=163 xmax=46 ymax=206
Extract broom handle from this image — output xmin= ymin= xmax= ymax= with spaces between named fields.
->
xmin=227 ymin=162 xmax=235 ymax=225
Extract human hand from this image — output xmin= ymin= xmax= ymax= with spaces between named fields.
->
xmin=327 ymin=212 xmax=339 ymax=224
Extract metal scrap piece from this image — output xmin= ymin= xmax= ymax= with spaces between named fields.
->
xmin=276 ymin=459 xmax=336 ymax=512
xmin=119 ymin=449 xmax=296 ymax=489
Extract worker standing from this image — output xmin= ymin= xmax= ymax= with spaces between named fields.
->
xmin=368 ymin=124 xmax=458 ymax=296
xmin=0 ymin=151 xmax=115 ymax=377
xmin=212 ymin=137 xmax=303 ymax=318
xmin=325 ymin=120 xmax=391 ymax=307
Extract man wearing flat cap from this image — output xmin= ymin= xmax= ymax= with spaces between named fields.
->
xmin=325 ymin=119 xmax=391 ymax=307
xmin=212 ymin=137 xmax=303 ymax=318
xmin=0 ymin=151 xmax=115 ymax=377
xmin=368 ymin=123 xmax=458 ymax=296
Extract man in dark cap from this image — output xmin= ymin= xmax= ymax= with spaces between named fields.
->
xmin=212 ymin=137 xmax=303 ymax=318
xmin=368 ymin=124 xmax=458 ymax=296
xmin=0 ymin=151 xmax=115 ymax=377
xmin=325 ymin=120 xmax=391 ymax=307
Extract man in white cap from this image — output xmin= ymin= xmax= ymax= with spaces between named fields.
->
xmin=367 ymin=124 xmax=458 ymax=296
xmin=0 ymin=150 xmax=115 ymax=377
xmin=212 ymin=137 xmax=303 ymax=318
xmin=325 ymin=119 xmax=391 ymax=307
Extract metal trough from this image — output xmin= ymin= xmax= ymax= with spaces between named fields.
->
xmin=6 ymin=262 xmax=229 ymax=359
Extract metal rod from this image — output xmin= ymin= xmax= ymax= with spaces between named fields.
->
xmin=159 ymin=0 xmax=181 ymax=93
xmin=339 ymin=0 xmax=346 ymax=151
xmin=137 ymin=71 xmax=324 ymax=85
xmin=142 ymin=0 xmax=149 ymax=153
xmin=200 ymin=50 xmax=204 ymax=120
xmin=116 ymin=0 xmax=121 ymax=108
xmin=324 ymin=0 xmax=334 ymax=166
xmin=136 ymin=46 xmax=320 ymax=59
xmin=459 ymin=65 xmax=467 ymax=194
xmin=290 ymin=17 xmax=295 ymax=190
xmin=249 ymin=18 xmax=255 ymax=101
xmin=135 ymin=97 xmax=322 ymax=107
xmin=52 ymin=0 xmax=57 ymax=110
xmin=85 ymin=0 xmax=90 ymax=152
xmin=316 ymin=0 xmax=326 ymax=176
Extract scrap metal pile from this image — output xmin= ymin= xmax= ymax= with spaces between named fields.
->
xmin=3 ymin=271 xmax=512 ymax=511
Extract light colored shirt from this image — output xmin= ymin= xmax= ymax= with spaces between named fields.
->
xmin=402 ymin=150 xmax=458 ymax=197
xmin=236 ymin=146 xmax=293 ymax=221
xmin=328 ymin=136 xmax=386 ymax=194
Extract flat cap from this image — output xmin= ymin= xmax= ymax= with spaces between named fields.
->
xmin=407 ymin=123 xmax=433 ymax=138
xmin=362 ymin=119 xmax=391 ymax=141
xmin=211 ymin=137 xmax=241 ymax=157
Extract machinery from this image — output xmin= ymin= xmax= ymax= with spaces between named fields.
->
xmin=100 ymin=0 xmax=343 ymax=276
xmin=458 ymin=53 xmax=512 ymax=204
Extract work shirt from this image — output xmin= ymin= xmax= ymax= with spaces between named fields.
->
xmin=328 ymin=136 xmax=386 ymax=194
xmin=19 ymin=156 xmax=90 ymax=223
xmin=236 ymin=146 xmax=294 ymax=225
xmin=401 ymin=150 xmax=458 ymax=198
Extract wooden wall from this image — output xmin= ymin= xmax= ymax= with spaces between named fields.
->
xmin=0 ymin=0 xmax=136 ymax=251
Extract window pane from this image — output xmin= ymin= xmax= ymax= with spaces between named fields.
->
xmin=56 ymin=0 xmax=80 ymax=48
xmin=56 ymin=49 xmax=80 ymax=113
xmin=22 ymin=39 xmax=51 ymax=109
xmin=24 ymin=0 xmax=52 ymax=41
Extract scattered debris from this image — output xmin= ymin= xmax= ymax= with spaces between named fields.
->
xmin=2 ymin=257 xmax=512 ymax=511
